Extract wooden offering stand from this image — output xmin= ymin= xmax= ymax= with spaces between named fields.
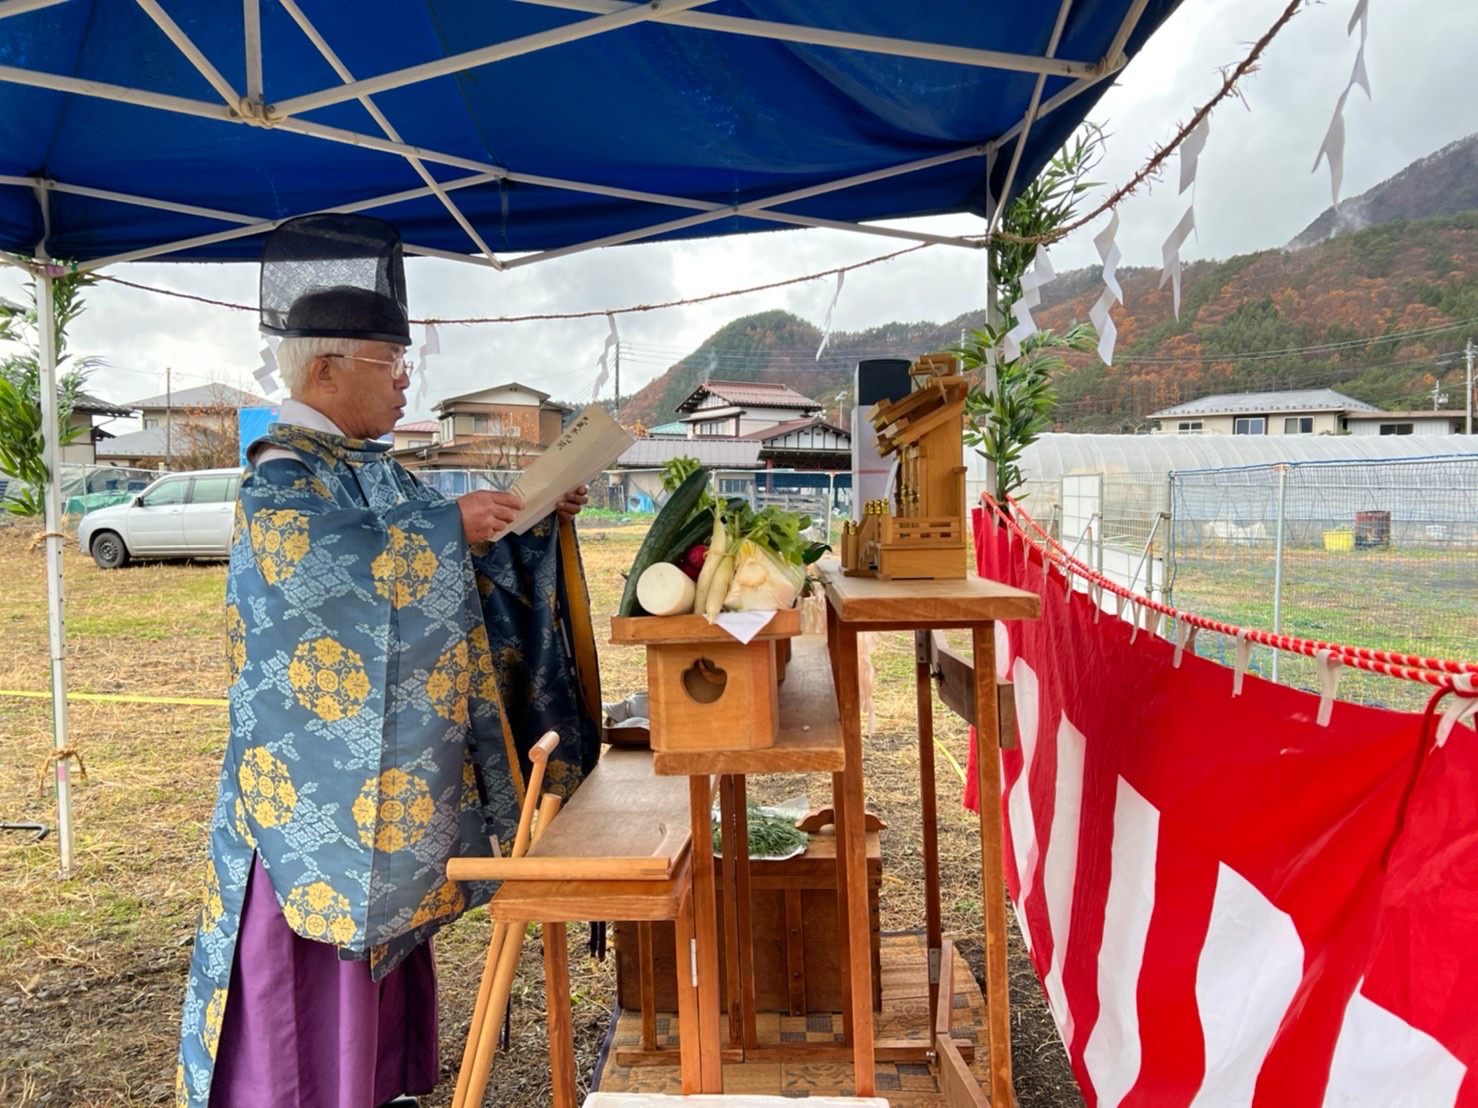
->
xmin=840 ymin=351 xmax=968 ymax=580
xmin=609 ymin=609 xmax=801 ymax=752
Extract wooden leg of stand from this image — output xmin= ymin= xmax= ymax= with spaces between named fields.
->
xmin=719 ymin=775 xmax=743 ymax=1049
xmin=972 ymin=622 xmax=1013 ymax=1108
xmin=674 ymin=884 xmax=702 ymax=1093
xmin=732 ymin=777 xmax=758 ymax=1050
xmin=832 ymin=625 xmax=876 ymax=1096
xmin=916 ymin=635 xmax=943 ymax=1033
xmin=688 ymin=774 xmax=724 ymax=1091
xmin=545 ymin=922 xmax=577 ymax=1108
xmin=638 ymin=922 xmax=657 ymax=1052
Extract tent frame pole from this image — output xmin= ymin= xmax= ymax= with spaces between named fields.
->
xmin=988 ymin=0 xmax=1076 ymax=240
xmin=276 ymin=0 xmax=506 ymax=268
xmin=134 ymin=0 xmax=243 ymax=108
xmin=271 ymin=0 xmax=716 ymax=118
xmin=0 ymin=0 xmax=67 ymax=20
xmin=33 ymin=245 xmax=75 ymax=875
xmin=243 ymin=0 xmax=264 ymax=107
xmin=516 ymin=0 xmax=1101 ymax=77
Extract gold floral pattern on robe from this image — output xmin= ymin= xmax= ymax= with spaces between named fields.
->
xmin=282 ymin=880 xmax=358 ymax=945
xmin=287 ymin=637 xmax=371 ymax=721
xmin=247 ymin=508 xmax=311 ymax=585
xmin=407 ymin=878 xmax=465 ymax=930
xmin=371 ymin=524 xmax=439 ymax=608
xmin=237 ymin=746 xmax=298 ymax=828
xmin=351 ymin=768 xmax=435 ymax=852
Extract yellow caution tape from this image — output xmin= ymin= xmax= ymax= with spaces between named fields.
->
xmin=0 ymin=689 xmax=227 ymax=707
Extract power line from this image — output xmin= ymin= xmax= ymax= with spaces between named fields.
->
xmin=1110 ymin=317 xmax=1478 ymax=365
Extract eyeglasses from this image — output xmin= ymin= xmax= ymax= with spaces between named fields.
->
xmin=326 ymin=352 xmax=414 ymax=380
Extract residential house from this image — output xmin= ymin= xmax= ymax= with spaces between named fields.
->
xmin=393 ymin=383 xmax=571 ymax=471
xmin=1148 ymin=389 xmax=1380 ymax=436
xmin=670 ymin=380 xmax=850 ymax=467
xmin=390 ymin=419 xmax=440 ymax=452
xmin=674 ymin=380 xmax=822 ymax=437
xmin=63 ymin=391 xmax=136 ymax=465
xmin=609 ymin=379 xmax=850 ymax=513
xmin=1342 ymin=410 xmax=1468 ymax=436
xmin=97 ymin=383 xmax=265 ymax=468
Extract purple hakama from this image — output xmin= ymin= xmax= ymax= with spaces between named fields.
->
xmin=209 ymin=858 xmax=440 ymax=1107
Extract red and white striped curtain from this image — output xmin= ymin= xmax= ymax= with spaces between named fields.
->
xmin=968 ymin=509 xmax=1476 ymax=1107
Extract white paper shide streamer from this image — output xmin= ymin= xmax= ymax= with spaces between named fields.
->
xmin=815 ymin=270 xmax=845 ymax=361
xmin=253 ymin=335 xmax=281 ymax=396
xmin=1089 ymin=212 xmax=1123 ymax=365
xmin=1158 ymin=117 xmax=1207 ymax=321
xmin=415 ymin=322 xmax=440 ymax=404
xmin=1002 ymin=248 xmax=1055 ymax=363
xmin=1313 ymin=0 xmax=1372 ymax=209
xmin=592 ymin=312 xmax=620 ymax=399
xmin=1158 ymin=206 xmax=1196 ymax=320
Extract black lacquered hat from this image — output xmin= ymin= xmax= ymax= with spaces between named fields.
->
xmin=259 ymin=213 xmax=410 ymax=345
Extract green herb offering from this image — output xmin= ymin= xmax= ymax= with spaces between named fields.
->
xmin=712 ymin=804 xmax=810 ymax=859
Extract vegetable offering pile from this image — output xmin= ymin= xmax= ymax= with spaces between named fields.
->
xmin=618 ymin=458 xmax=828 ymax=618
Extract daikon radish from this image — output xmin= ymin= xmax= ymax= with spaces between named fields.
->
xmin=635 ymin=562 xmax=696 ymax=617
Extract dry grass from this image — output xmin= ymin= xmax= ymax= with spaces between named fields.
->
xmin=0 ymin=517 xmax=1080 ymax=1106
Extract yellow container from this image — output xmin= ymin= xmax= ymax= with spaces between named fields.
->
xmin=1323 ymin=529 xmax=1355 ymax=553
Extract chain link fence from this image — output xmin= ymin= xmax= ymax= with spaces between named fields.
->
xmin=1167 ymin=456 xmax=1478 ymax=712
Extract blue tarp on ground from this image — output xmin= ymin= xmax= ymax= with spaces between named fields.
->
xmin=0 ymin=0 xmax=1182 ymax=264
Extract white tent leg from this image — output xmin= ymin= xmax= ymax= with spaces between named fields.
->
xmin=36 ymin=263 xmax=75 ymax=875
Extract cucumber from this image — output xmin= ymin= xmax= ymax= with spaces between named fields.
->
xmin=618 ymin=467 xmax=710 ymax=616
xmin=660 ymin=503 xmax=719 ymax=565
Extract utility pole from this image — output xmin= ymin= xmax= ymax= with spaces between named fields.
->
xmin=614 ymin=342 xmax=621 ymax=419
xmin=164 ymin=366 xmax=172 ymax=469
xmin=1466 ymin=338 xmax=1474 ymax=435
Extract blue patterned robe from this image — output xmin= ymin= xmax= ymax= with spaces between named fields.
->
xmin=176 ymin=425 xmax=600 ymax=1107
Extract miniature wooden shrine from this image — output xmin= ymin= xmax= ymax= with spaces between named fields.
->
xmin=840 ymin=351 xmax=968 ymax=580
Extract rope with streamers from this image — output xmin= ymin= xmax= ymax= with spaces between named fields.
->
xmin=991 ymin=0 xmax=1307 ymax=247
xmin=985 ymin=494 xmax=1478 ymax=691
xmin=82 ymin=0 xmax=1312 ymax=324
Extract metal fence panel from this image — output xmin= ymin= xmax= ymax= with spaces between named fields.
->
xmin=1168 ymin=457 xmax=1478 ymax=711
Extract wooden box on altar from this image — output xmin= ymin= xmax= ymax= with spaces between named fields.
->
xmin=609 ymin=609 xmax=800 ymax=753
xmin=614 ymin=830 xmax=883 ymax=1015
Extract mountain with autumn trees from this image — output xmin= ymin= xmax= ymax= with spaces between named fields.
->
xmin=614 ymin=136 xmax=1478 ymax=434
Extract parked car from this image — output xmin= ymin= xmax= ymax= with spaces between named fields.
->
xmin=77 ymin=468 xmax=242 ymax=568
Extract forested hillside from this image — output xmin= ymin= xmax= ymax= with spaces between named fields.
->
xmin=613 ymin=133 xmax=1478 ymax=433
xmin=616 ymin=211 xmax=1476 ymax=434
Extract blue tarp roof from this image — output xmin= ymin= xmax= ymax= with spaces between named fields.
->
xmin=0 ymin=0 xmax=1182 ymax=267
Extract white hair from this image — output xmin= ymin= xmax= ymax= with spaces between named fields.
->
xmin=276 ymin=336 xmax=364 ymax=394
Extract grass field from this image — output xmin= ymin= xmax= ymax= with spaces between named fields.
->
xmin=0 ymin=518 xmax=1080 ymax=1107
xmin=1170 ymin=546 xmax=1478 ymax=713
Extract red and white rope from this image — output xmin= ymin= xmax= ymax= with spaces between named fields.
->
xmin=983 ymin=495 xmax=1478 ymax=692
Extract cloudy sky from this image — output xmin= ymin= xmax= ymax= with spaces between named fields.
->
xmin=4 ymin=0 xmax=1476 ymax=428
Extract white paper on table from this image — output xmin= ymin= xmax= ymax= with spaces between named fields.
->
xmin=504 ymin=403 xmax=634 ymax=536
xmin=710 ymin=610 xmax=779 ymax=645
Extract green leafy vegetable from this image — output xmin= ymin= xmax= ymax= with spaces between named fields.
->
xmin=712 ymin=804 xmax=810 ymax=859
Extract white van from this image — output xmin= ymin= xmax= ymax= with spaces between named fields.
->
xmin=77 ymin=468 xmax=242 ymax=568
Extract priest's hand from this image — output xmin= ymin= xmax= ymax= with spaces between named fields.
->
xmin=555 ymin=484 xmax=589 ymax=523
xmin=458 ymin=490 xmax=524 ymax=544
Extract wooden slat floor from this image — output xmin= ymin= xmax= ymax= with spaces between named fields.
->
xmin=593 ymin=932 xmax=993 ymax=1103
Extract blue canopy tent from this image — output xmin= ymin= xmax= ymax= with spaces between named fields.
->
xmin=0 ymin=0 xmax=1182 ymax=876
